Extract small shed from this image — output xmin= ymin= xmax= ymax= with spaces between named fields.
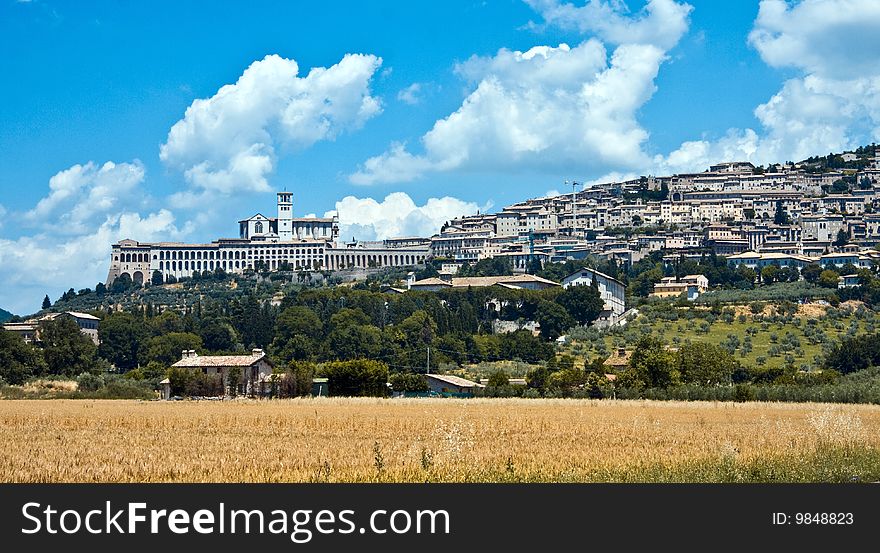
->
xmin=158 ymin=378 xmax=171 ymax=400
xmin=312 ymin=378 xmax=329 ymax=397
xmin=425 ymin=374 xmax=481 ymax=396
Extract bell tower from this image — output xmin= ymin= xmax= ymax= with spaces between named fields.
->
xmin=277 ymin=192 xmax=293 ymax=240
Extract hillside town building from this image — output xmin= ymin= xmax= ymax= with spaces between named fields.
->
xmin=107 ymin=192 xmax=429 ymax=284
xmin=2 ymin=311 xmax=101 ymax=345
xmin=109 ymin=148 xmax=880 ymax=296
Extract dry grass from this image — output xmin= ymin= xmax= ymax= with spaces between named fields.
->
xmin=21 ymin=379 xmax=78 ymax=394
xmin=1 ymin=398 xmax=879 ymax=483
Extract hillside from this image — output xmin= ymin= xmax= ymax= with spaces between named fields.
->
xmin=0 ymin=308 xmax=12 ymax=323
xmin=45 ymin=273 xmax=289 ymax=317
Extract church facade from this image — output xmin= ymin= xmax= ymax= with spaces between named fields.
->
xmin=106 ymin=192 xmax=430 ymax=285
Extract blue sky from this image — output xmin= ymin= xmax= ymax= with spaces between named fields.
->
xmin=2 ymin=0 xmax=880 ymax=314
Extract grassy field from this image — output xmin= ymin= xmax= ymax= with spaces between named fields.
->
xmin=1 ymin=398 xmax=879 ymax=483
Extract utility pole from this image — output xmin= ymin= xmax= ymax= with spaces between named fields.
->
xmin=566 ymin=180 xmax=580 ymax=238
xmin=426 ymin=346 xmax=430 ymax=374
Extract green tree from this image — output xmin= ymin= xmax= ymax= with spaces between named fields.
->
xmin=677 ymin=342 xmax=737 ymax=385
xmin=279 ymin=361 xmax=316 ymax=397
xmin=824 ymin=333 xmax=880 ymax=374
xmin=272 ymin=306 xmax=324 ymax=362
xmin=41 ymin=295 xmax=51 ymax=310
xmin=487 ymin=369 xmax=509 ymax=388
xmin=760 ymin=265 xmax=780 ymax=285
xmin=626 ymin=336 xmax=679 ymax=389
xmin=319 ymin=359 xmax=389 ymax=397
xmin=140 ymin=332 xmax=203 ymax=366
xmin=773 ymin=200 xmax=791 ymax=225
xmin=327 ymin=309 xmax=382 ymax=360
xmin=801 ymin=263 xmax=822 ymax=283
xmin=0 ymin=330 xmax=45 ymax=384
xmin=389 ymin=372 xmax=429 ymax=393
xmin=535 ymin=300 xmax=575 ymax=340
xmin=110 ymin=273 xmax=134 ymax=294
xmin=198 ymin=318 xmax=237 ymax=351
xmin=556 ymin=281 xmax=604 ymax=325
xmin=525 ymin=256 xmax=543 ymax=275
xmin=151 ymin=270 xmax=164 ymax=286
xmin=525 ymin=365 xmax=550 ymax=390
xmin=398 ymin=310 xmax=437 ymax=348
xmin=818 ymin=269 xmax=841 ymax=288
xmin=833 ymin=229 xmax=849 ymax=247
xmin=41 ymin=317 xmax=100 ymax=376
xmin=98 ymin=312 xmax=150 ymax=370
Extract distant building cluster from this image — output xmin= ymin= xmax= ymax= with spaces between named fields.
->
xmin=431 ymin=150 xmax=880 ymax=277
xmin=109 ymin=148 xmax=880 ymax=294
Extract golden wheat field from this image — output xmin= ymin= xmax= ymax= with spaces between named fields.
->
xmin=1 ymin=398 xmax=879 ymax=483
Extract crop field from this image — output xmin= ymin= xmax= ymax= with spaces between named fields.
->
xmin=1 ymin=398 xmax=879 ymax=483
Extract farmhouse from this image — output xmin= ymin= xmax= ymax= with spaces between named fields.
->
xmin=407 ymin=273 xmax=559 ymax=292
xmin=2 ymin=311 xmax=100 ymax=345
xmin=170 ymin=348 xmax=274 ymax=395
xmin=425 ymin=374 xmax=482 ymax=396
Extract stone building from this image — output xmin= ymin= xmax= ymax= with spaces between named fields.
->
xmin=106 ymin=192 xmax=429 ymax=285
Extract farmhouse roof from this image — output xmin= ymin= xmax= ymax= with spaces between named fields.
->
xmin=36 ymin=311 xmax=100 ymax=322
xmin=410 ymin=274 xmax=559 ymax=289
xmin=171 ymin=352 xmax=273 ymax=369
xmin=562 ymin=267 xmax=625 ymax=287
xmin=426 ymin=374 xmax=481 ymax=388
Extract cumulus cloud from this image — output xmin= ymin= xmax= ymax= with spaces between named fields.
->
xmin=24 ymin=160 xmax=147 ymax=235
xmin=749 ymin=0 xmax=880 ymax=80
xmin=0 ymin=209 xmax=189 ymax=315
xmin=325 ymin=192 xmax=479 ymax=241
xmin=352 ymin=36 xmax=679 ymax=184
xmin=161 ymin=53 xmax=383 ymax=201
xmin=397 ymin=83 xmax=423 ymax=105
xmin=351 ymin=0 xmax=693 ymax=185
xmin=525 ymin=0 xmax=693 ymax=50
xmin=0 ymin=161 xmax=191 ymax=314
xmin=657 ymin=0 xmax=880 ymax=174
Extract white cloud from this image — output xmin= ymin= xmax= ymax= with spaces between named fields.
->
xmin=161 ymin=53 xmax=383 ymax=200
xmin=525 ymin=0 xmax=693 ymax=50
xmin=658 ymin=0 xmax=880 ymax=173
xmin=351 ymin=0 xmax=693 ymax=185
xmin=352 ymin=38 xmax=676 ymax=184
xmin=325 ymin=192 xmax=479 ymax=241
xmin=24 ymin=160 xmax=146 ymax=235
xmin=397 ymin=83 xmax=423 ymax=105
xmin=0 ymin=161 xmax=192 ymax=314
xmin=0 ymin=209 xmax=189 ymax=315
xmin=749 ymin=0 xmax=880 ymax=80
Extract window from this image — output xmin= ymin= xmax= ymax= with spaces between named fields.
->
xmin=255 ymin=221 xmax=264 ymax=233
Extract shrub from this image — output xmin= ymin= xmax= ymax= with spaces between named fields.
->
xmin=733 ymin=384 xmax=756 ymax=402
xmin=319 ymin=359 xmax=389 ymax=397
xmin=76 ymin=372 xmax=105 ymax=392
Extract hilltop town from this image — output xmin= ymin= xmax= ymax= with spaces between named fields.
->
xmin=105 ymin=145 xmax=880 ymax=295
xmin=436 ymin=146 xmax=880 ymax=277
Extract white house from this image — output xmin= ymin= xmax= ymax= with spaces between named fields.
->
xmin=561 ymin=268 xmax=626 ymax=317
